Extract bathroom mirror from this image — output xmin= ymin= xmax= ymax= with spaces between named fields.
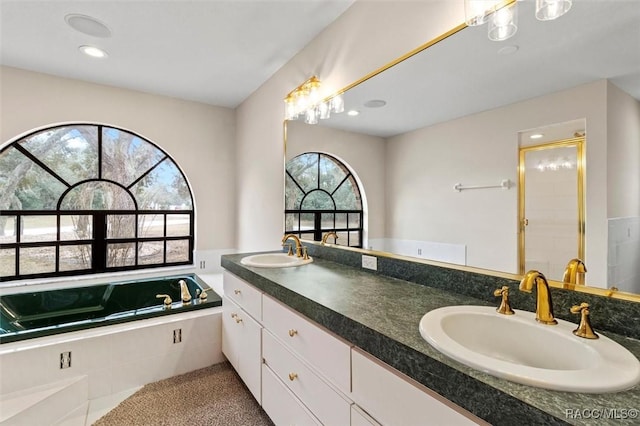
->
xmin=285 ymin=0 xmax=640 ymax=297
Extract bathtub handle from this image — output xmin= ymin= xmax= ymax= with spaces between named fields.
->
xmin=156 ymin=294 xmax=173 ymax=308
xmin=196 ymin=288 xmax=208 ymax=301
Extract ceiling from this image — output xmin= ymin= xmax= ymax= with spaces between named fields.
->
xmin=0 ymin=0 xmax=354 ymax=108
xmin=319 ymin=0 xmax=640 ymax=138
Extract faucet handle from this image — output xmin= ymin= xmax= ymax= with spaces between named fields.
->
xmin=156 ymin=294 xmax=172 ymax=308
xmin=196 ymin=288 xmax=208 ymax=301
xmin=493 ymin=286 xmax=515 ymax=315
xmin=570 ymin=303 xmax=599 ymax=339
xmin=302 ymin=246 xmax=309 ymax=260
xmin=286 ymin=243 xmax=294 ymax=256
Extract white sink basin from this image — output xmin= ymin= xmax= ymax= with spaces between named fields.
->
xmin=419 ymin=305 xmax=640 ymax=393
xmin=240 ymin=253 xmax=313 ymax=268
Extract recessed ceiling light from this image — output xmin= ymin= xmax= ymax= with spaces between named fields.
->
xmin=79 ymin=45 xmax=108 ymax=58
xmin=65 ymin=14 xmax=112 ymax=38
xmin=530 ymin=133 xmax=544 ymax=139
xmin=347 ymin=110 xmax=360 ymax=116
xmin=498 ymin=45 xmax=519 ymax=56
xmin=363 ymin=99 xmax=387 ymax=108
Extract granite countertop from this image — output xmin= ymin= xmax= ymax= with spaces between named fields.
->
xmin=221 ymin=253 xmax=640 ymax=426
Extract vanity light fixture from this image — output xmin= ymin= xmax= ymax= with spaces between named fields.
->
xmin=464 ymin=0 xmax=572 ymax=41
xmin=284 ymin=76 xmax=344 ymax=124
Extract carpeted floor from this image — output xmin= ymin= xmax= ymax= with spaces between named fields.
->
xmin=93 ymin=362 xmax=273 ymax=426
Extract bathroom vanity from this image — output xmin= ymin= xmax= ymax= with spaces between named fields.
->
xmin=221 ymin=250 xmax=640 ymax=426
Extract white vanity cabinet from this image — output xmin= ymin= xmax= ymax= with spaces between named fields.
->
xmin=222 ymin=269 xmax=483 ymax=426
xmin=222 ymin=271 xmax=263 ymax=402
xmin=351 ymin=348 xmax=484 ymax=426
xmin=261 ymin=295 xmax=352 ymax=425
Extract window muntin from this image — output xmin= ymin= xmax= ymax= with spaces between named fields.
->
xmin=19 ymin=125 xmax=99 ymax=185
xmin=285 ymin=152 xmax=363 ymax=247
xmin=0 ymin=124 xmax=194 ymax=281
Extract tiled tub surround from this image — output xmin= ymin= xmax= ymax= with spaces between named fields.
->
xmin=221 ymin=251 xmax=640 ymax=426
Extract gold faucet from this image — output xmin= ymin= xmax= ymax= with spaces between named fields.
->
xmin=562 ymin=258 xmax=587 ymax=285
xmin=519 ymin=270 xmax=557 ymax=325
xmin=178 ymin=279 xmax=192 ymax=304
xmin=321 ymin=231 xmax=339 ymax=245
xmin=282 ymin=234 xmax=303 ymax=257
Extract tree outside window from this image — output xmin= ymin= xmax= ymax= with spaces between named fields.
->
xmin=285 ymin=152 xmax=363 ymax=247
xmin=0 ymin=124 xmax=194 ymax=280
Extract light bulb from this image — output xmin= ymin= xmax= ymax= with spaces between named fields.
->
xmin=465 ymin=0 xmax=500 ymax=26
xmin=488 ymin=3 xmax=518 ymax=41
xmin=305 ymin=107 xmax=319 ymax=125
xmin=307 ymin=78 xmax=322 ymax=105
xmin=536 ymin=0 xmax=572 ymax=21
xmin=330 ymin=94 xmax=344 ymax=113
xmin=318 ymin=101 xmax=331 ymax=120
xmin=284 ymin=96 xmax=298 ymax=121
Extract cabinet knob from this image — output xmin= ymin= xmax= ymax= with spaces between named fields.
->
xmin=288 ymin=372 xmax=298 ymax=381
xmin=235 ymin=317 xmax=243 ymax=324
xmin=288 ymin=329 xmax=298 ymax=337
xmin=234 ymin=289 xmax=241 ymax=295
xmin=230 ymin=313 xmax=237 ymax=318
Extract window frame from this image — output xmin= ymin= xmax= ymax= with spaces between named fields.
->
xmin=0 ymin=123 xmax=195 ymax=281
xmin=285 ymin=152 xmax=364 ymax=247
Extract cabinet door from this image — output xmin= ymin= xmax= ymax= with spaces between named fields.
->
xmin=222 ymin=297 xmax=262 ymax=403
xmin=262 ymin=363 xmax=321 ymax=426
xmin=222 ymin=297 xmax=241 ymax=370
xmin=351 ymin=349 xmax=482 ymax=426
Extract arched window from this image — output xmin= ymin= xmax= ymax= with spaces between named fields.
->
xmin=285 ymin=152 xmax=363 ymax=247
xmin=0 ymin=124 xmax=194 ymax=281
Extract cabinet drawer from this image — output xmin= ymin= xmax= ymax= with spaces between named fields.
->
xmin=262 ymin=363 xmax=321 ymax=426
xmin=351 ymin=349 xmax=482 ymax=426
xmin=223 ymin=271 xmax=262 ymax=320
xmin=263 ymin=329 xmax=351 ymax=426
xmin=262 ymin=294 xmax=351 ymax=394
xmin=351 ymin=405 xmax=381 ymax=426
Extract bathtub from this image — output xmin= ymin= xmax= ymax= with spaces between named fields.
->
xmin=0 ymin=273 xmax=225 ymax=425
xmin=0 ymin=273 xmax=222 ymax=344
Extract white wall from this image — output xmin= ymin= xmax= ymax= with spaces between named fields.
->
xmin=235 ymin=0 xmax=465 ymax=252
xmin=285 ymin=120 xmax=386 ymax=244
xmin=607 ymin=81 xmax=640 ymax=218
xmin=606 ymin=82 xmax=640 ymax=293
xmin=385 ymin=80 xmax=609 ymax=283
xmin=0 ymin=66 xmax=236 ymax=265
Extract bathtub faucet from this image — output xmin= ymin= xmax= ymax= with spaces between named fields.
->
xmin=178 ymin=280 xmax=192 ymax=304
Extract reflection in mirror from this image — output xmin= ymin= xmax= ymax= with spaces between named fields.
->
xmin=285 ymin=0 xmax=640 ymax=295
xmin=519 ymin=137 xmax=585 ymax=282
xmin=285 ymin=152 xmax=364 ymax=247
